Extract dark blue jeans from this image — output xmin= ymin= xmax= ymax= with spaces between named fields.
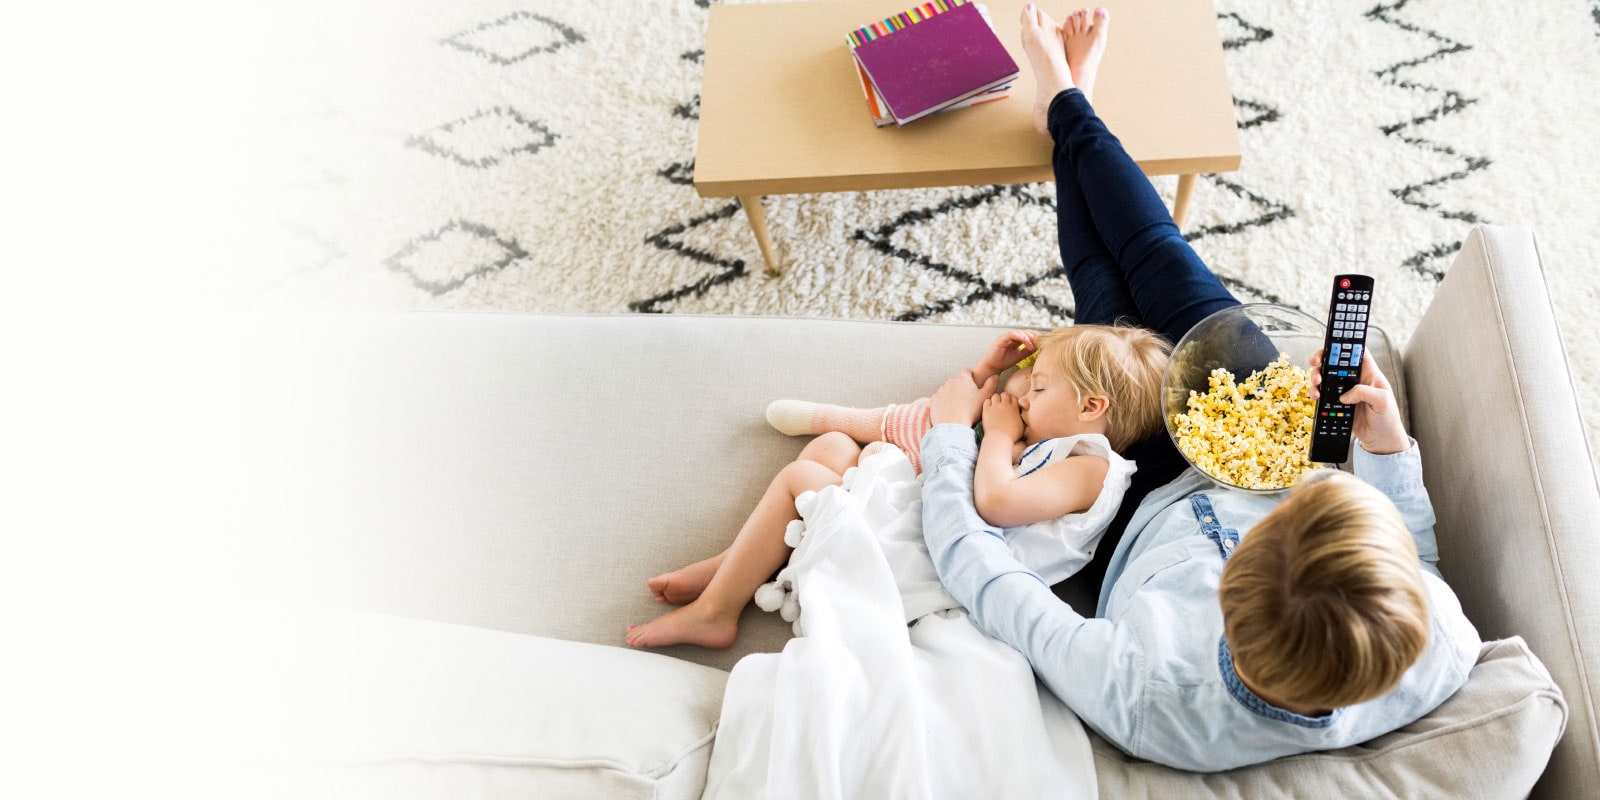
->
xmin=1046 ymin=88 xmax=1240 ymax=594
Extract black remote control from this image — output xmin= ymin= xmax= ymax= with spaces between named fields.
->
xmin=1309 ymin=275 xmax=1375 ymax=464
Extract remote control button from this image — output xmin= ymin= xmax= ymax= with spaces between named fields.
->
xmin=1351 ymin=344 xmax=1363 ymax=363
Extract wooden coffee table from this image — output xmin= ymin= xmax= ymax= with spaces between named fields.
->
xmin=695 ymin=0 xmax=1240 ymax=275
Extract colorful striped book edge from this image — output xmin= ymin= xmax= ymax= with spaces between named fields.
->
xmin=845 ymin=0 xmax=967 ymax=48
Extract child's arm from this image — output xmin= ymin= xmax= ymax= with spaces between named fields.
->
xmin=971 ymin=330 xmax=1040 ymax=387
xmin=974 ymin=395 xmax=1109 ymax=528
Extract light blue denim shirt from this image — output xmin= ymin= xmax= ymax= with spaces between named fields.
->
xmin=920 ymin=424 xmax=1481 ymax=772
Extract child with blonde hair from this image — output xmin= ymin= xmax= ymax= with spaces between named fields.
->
xmin=917 ymin=3 xmax=1480 ymax=772
xmin=625 ymin=323 xmax=1170 ymax=649
xmin=1218 ymin=471 xmax=1431 ymax=713
xmin=767 ymin=323 xmax=1168 ymax=582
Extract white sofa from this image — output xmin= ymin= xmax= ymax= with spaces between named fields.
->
xmin=268 ymin=226 xmax=1595 ymax=797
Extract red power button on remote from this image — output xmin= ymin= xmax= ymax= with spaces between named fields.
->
xmin=1340 ymin=278 xmax=1351 ymax=288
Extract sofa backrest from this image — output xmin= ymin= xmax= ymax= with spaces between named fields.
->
xmin=1405 ymin=225 xmax=1600 ymax=799
xmin=259 ymin=312 xmax=1018 ymax=671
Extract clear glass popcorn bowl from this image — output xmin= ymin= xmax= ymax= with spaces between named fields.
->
xmin=1161 ymin=303 xmax=1328 ymax=495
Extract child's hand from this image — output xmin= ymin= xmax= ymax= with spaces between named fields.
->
xmin=1309 ymin=350 xmax=1408 ymax=455
xmin=931 ymin=370 xmax=998 ymax=427
xmin=981 ymin=393 xmax=1025 ymax=442
xmin=975 ymin=330 xmax=1041 ymax=380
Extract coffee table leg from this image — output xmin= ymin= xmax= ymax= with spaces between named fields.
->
xmin=1172 ymin=174 xmax=1197 ymax=228
xmin=739 ymin=195 xmax=781 ymax=276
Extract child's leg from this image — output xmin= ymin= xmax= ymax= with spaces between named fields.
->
xmin=767 ymin=399 xmax=933 ymax=473
xmin=648 ymin=433 xmax=860 ymax=604
xmin=766 ymin=399 xmax=886 ymax=442
xmin=797 ymin=430 xmax=864 ymax=474
xmin=627 ymin=457 xmax=846 ymax=649
xmin=878 ymin=398 xmax=932 ymax=473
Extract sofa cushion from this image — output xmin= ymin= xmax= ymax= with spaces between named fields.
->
xmin=1092 ymin=637 xmax=1566 ymax=798
xmin=282 ymin=607 xmax=728 ymax=800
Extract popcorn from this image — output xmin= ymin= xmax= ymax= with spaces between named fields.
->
xmin=1169 ymin=354 xmax=1316 ymax=491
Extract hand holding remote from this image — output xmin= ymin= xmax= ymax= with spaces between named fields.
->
xmin=1309 ymin=350 xmax=1409 ymax=456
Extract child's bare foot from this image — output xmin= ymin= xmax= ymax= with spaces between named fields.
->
xmin=626 ymin=601 xmax=739 ymax=649
xmin=647 ymin=557 xmax=721 ymax=604
xmin=1063 ymin=8 xmax=1110 ymax=103
xmin=1019 ymin=3 xmax=1076 ymax=137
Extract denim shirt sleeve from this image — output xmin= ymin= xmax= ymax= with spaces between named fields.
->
xmin=921 ymin=424 xmax=1147 ymax=750
xmin=1352 ymin=437 xmax=1442 ymax=578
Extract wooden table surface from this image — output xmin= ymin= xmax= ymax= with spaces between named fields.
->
xmin=695 ymin=0 xmax=1240 ymax=198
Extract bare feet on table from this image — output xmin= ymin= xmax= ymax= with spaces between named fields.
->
xmin=647 ymin=557 xmax=720 ymax=604
xmin=1019 ymin=4 xmax=1076 ymax=137
xmin=626 ymin=601 xmax=739 ymax=650
xmin=1063 ymin=8 xmax=1110 ymax=103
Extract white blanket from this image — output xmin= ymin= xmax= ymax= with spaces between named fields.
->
xmin=704 ymin=446 xmax=1097 ymax=800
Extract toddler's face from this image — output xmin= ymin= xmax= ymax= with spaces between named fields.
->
xmin=1017 ymin=349 xmax=1085 ymax=444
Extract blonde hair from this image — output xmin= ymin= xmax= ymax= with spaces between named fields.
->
xmin=1035 ymin=324 xmax=1171 ymax=451
xmin=1219 ymin=471 xmax=1430 ymax=710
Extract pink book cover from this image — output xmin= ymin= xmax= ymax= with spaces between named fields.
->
xmin=851 ymin=2 xmax=1019 ymax=125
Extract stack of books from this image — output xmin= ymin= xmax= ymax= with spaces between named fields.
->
xmin=846 ymin=0 xmax=1019 ymax=127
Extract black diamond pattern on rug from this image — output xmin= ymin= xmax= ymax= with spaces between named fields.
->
xmin=853 ymin=185 xmax=1076 ymax=323
xmin=441 ymin=11 xmax=584 ymax=65
xmin=1170 ymin=5 xmax=1298 ymax=312
xmin=406 ymin=107 xmax=558 ymax=168
xmin=658 ymin=161 xmax=696 ymax=186
xmin=384 ymin=220 xmax=528 ymax=296
xmin=1218 ymin=11 xmax=1273 ymax=49
xmin=675 ymin=94 xmax=700 ymax=121
xmin=633 ymin=201 xmax=750 ymax=313
xmin=1233 ymin=96 xmax=1280 ymax=131
xmin=1185 ymin=174 xmax=1295 ymax=246
xmin=1366 ymin=0 xmax=1490 ymax=281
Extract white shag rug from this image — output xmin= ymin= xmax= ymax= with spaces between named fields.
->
xmin=255 ymin=0 xmax=1600 ymax=463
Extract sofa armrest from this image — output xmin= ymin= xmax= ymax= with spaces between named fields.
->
xmin=1404 ymin=225 xmax=1600 ymax=798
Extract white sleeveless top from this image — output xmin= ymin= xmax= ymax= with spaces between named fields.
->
xmin=1003 ymin=433 xmax=1138 ymax=585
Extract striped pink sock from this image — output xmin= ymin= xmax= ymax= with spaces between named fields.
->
xmin=767 ymin=400 xmax=885 ymax=440
xmin=806 ymin=403 xmax=888 ymax=443
xmin=882 ymin=398 xmax=932 ymax=473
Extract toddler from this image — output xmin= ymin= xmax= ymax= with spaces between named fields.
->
xmin=625 ymin=324 xmax=1170 ymax=649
